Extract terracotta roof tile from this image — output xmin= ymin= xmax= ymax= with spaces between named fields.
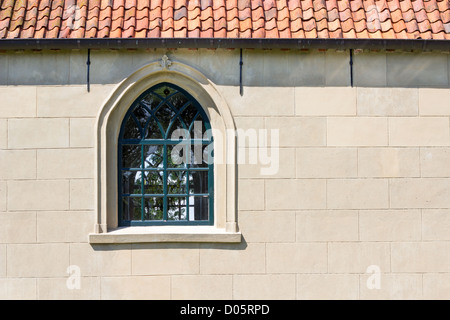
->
xmin=0 ymin=0 xmax=447 ymax=40
xmin=329 ymin=28 xmax=342 ymax=38
xmin=388 ymin=0 xmax=401 ymax=14
xmin=301 ymin=0 xmax=314 ymax=20
xmin=350 ymin=0 xmax=364 ymax=12
xmin=304 ymin=28 xmax=317 ymax=37
xmin=390 ymin=6 xmax=404 ymax=22
xmin=328 ymin=17 xmax=341 ymax=32
xmin=352 ymin=8 xmax=366 ymax=22
xmin=290 ymin=16 xmax=303 ymax=33
xmin=342 ymin=28 xmax=356 ymax=38
xmin=303 ymin=17 xmax=316 ymax=32
xmin=340 ymin=15 xmax=355 ymax=33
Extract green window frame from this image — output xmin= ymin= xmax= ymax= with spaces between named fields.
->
xmin=118 ymin=82 xmax=214 ymax=226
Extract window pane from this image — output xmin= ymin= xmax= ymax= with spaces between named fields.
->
xmin=189 ymin=171 xmax=209 ymax=194
xmin=154 ymin=85 xmax=176 ymax=98
xmin=143 ymin=197 xmax=164 ymax=220
xmin=122 ymin=171 xmax=142 ymax=195
xmin=143 ymin=171 xmax=164 ymax=195
xmin=143 ymin=145 xmax=164 ymax=169
xmin=181 ymin=104 xmax=198 ymax=130
xmin=133 ymin=105 xmax=151 ymax=129
xmin=167 ymin=197 xmax=187 ymax=220
xmin=122 ymin=145 xmax=141 ymax=168
xmin=122 ymin=197 xmax=142 ymax=221
xmin=167 ymin=117 xmax=187 ymax=140
xmin=155 ymin=104 xmax=176 ymax=135
xmin=167 ymin=170 xmax=187 ymax=194
xmin=168 ymin=92 xmax=189 ymax=111
xmin=144 ymin=117 xmax=163 ymax=140
xmin=190 ymin=118 xmax=207 ymax=139
xmin=167 ymin=144 xmax=188 ymax=169
xmin=188 ymin=196 xmax=209 ymax=221
xmin=189 ymin=144 xmax=209 ymax=168
xmin=140 ymin=93 xmax=162 ymax=111
xmin=123 ymin=116 xmax=141 ymax=139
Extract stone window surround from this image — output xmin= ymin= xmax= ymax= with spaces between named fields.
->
xmin=89 ymin=56 xmax=241 ymax=244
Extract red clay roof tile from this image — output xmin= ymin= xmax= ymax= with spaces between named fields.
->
xmin=340 ymin=15 xmax=355 ymax=32
xmin=290 ymin=16 xmax=302 ymax=32
xmin=341 ymin=28 xmax=356 ymax=38
xmin=338 ymin=9 xmax=352 ymax=23
xmin=329 ymin=28 xmax=342 ymax=38
xmin=328 ymin=17 xmax=341 ymax=31
xmin=0 ymin=0 xmax=447 ymax=39
xmin=352 ymin=8 xmax=366 ymax=22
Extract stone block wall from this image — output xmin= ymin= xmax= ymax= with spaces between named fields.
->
xmin=0 ymin=48 xmax=449 ymax=299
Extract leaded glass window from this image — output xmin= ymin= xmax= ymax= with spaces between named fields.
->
xmin=118 ymin=83 xmax=214 ymax=226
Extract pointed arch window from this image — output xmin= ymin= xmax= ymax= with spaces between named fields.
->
xmin=118 ymin=83 xmax=214 ymax=226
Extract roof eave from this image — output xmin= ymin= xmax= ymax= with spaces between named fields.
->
xmin=0 ymin=38 xmax=449 ymax=51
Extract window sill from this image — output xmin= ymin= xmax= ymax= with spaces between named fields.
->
xmin=89 ymin=226 xmax=242 ymax=244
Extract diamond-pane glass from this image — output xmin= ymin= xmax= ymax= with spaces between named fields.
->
xmin=118 ymin=83 xmax=213 ymax=226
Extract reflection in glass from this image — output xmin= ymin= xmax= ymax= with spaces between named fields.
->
xmin=119 ymin=83 xmax=213 ymax=225
xmin=144 ymin=197 xmax=164 ymax=220
xmin=122 ymin=171 xmax=142 ymax=195
xmin=181 ymin=104 xmax=197 ymax=129
xmin=133 ymin=105 xmax=150 ymax=129
xmin=144 ymin=171 xmax=164 ymax=195
xmin=188 ymin=196 xmax=209 ymax=221
xmin=122 ymin=197 xmax=141 ymax=221
xmin=122 ymin=145 xmax=141 ymax=168
xmin=154 ymin=85 xmax=176 ymax=98
xmin=167 ymin=117 xmax=187 ymax=140
xmin=190 ymin=118 xmax=207 ymax=139
xmin=167 ymin=171 xmax=187 ymax=194
xmin=189 ymin=144 xmax=208 ymax=167
xmin=144 ymin=145 xmax=164 ymax=169
xmin=155 ymin=104 xmax=176 ymax=134
xmin=144 ymin=116 xmax=163 ymax=140
xmin=168 ymin=92 xmax=189 ymax=110
xmin=140 ymin=93 xmax=162 ymax=111
xmin=167 ymin=197 xmax=187 ymax=220
xmin=167 ymin=144 xmax=188 ymax=169
xmin=123 ymin=116 xmax=141 ymax=139
xmin=189 ymin=171 xmax=208 ymax=194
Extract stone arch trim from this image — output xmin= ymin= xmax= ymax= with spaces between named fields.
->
xmin=93 ymin=56 xmax=238 ymax=235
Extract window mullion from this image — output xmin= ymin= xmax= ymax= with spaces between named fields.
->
xmin=163 ymin=144 xmax=168 ymax=221
xmin=209 ymin=160 xmax=214 ymax=223
xmin=186 ymin=154 xmax=190 ymax=221
xmin=141 ymin=144 xmax=145 ymax=221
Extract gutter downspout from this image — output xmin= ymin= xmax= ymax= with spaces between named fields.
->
xmin=86 ymin=48 xmax=91 ymax=92
xmin=349 ymin=48 xmax=354 ymax=87
xmin=239 ymin=48 xmax=243 ymax=96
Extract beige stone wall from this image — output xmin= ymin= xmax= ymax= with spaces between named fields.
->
xmin=0 ymin=48 xmax=449 ymax=299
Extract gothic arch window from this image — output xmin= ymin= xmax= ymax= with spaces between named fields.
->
xmin=90 ymin=61 xmax=240 ymax=243
xmin=118 ymin=82 xmax=214 ymax=226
